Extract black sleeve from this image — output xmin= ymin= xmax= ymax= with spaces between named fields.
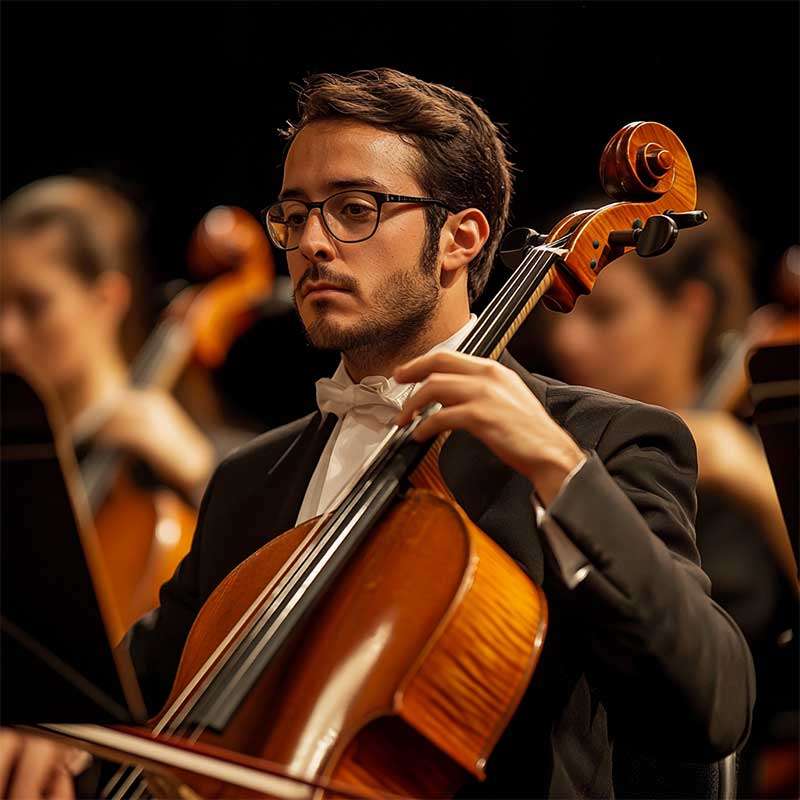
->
xmin=545 ymin=403 xmax=756 ymax=760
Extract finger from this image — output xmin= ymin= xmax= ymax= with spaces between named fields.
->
xmin=44 ymin=767 xmax=75 ymax=800
xmin=0 ymin=730 xmax=23 ymax=795
xmin=9 ymin=737 xmax=63 ymax=799
xmin=410 ymin=404 xmax=486 ymax=442
xmin=395 ymin=374 xmax=485 ymax=426
xmin=394 ymin=350 xmax=499 ymax=383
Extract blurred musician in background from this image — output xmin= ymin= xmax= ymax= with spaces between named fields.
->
xmin=0 ymin=175 xmax=216 ymax=502
xmin=541 ymin=178 xmax=798 ymax=796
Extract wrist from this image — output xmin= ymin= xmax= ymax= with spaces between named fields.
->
xmin=527 ymin=438 xmax=585 ymax=506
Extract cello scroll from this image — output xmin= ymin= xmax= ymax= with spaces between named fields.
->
xmin=543 ymin=121 xmax=706 ymax=311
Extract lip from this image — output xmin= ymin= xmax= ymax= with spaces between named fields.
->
xmin=303 ymin=283 xmax=350 ymax=299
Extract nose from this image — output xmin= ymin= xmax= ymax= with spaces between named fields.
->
xmin=297 ymin=209 xmax=336 ymax=263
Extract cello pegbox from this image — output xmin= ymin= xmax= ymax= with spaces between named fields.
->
xmin=540 ymin=121 xmax=699 ymax=312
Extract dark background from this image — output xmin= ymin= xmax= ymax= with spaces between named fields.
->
xmin=2 ymin=0 xmax=798 ymax=427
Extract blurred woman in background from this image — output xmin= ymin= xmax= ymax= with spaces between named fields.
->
xmin=0 ymin=175 xmax=216 ymax=502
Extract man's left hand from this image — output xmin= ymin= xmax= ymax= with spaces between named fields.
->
xmin=394 ymin=351 xmax=583 ymax=505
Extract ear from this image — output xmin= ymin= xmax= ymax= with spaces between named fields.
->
xmin=439 ymin=208 xmax=490 ymax=285
xmin=93 ymin=270 xmax=132 ymax=329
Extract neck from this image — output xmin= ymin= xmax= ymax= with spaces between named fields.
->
xmin=342 ymin=310 xmax=471 ymax=383
xmin=59 ymin=351 xmax=129 ymax=423
xmin=641 ymin=368 xmax=700 ymax=410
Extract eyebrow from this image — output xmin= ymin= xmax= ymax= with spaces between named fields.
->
xmin=279 ymin=177 xmax=390 ymax=201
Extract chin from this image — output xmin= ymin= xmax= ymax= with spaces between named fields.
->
xmin=305 ymin=315 xmax=362 ymax=351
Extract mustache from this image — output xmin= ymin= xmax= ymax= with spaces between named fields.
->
xmin=295 ymin=263 xmax=360 ymax=298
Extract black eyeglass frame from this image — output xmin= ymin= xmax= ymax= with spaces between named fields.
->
xmin=261 ymin=190 xmax=456 ymax=250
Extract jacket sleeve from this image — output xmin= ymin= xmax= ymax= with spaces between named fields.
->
xmin=544 ymin=402 xmax=755 ymax=760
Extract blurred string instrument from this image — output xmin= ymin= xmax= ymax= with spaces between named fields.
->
xmin=41 ymin=123 xmax=710 ymax=798
xmin=694 ymin=246 xmax=800 ymax=587
xmin=694 ymin=245 xmax=800 ymax=414
xmin=743 ymin=248 xmax=800 ymax=799
xmin=81 ymin=206 xmax=275 ymax=641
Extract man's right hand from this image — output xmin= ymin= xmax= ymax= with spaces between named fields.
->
xmin=0 ymin=730 xmax=76 ymax=799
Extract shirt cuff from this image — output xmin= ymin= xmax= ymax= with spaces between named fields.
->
xmin=530 ymin=454 xmax=592 ymax=589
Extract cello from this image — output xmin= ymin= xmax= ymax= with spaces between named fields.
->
xmin=39 ymin=122 xmax=708 ymax=798
xmin=84 ymin=206 xmax=275 ymax=640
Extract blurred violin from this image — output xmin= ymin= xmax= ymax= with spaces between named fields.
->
xmin=82 ymin=206 xmax=275 ymax=641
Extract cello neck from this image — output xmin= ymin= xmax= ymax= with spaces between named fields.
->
xmin=459 ymin=244 xmax=563 ymax=361
xmin=80 ymin=314 xmax=195 ymax=514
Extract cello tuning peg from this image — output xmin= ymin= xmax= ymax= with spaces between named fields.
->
xmin=634 ymin=214 xmax=679 ymax=258
xmin=608 ymin=228 xmax=641 ymax=248
xmin=664 ymin=210 xmax=709 ymax=230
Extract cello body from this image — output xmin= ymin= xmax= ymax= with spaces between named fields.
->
xmin=94 ymin=475 xmax=197 ymax=636
xmin=153 ymin=489 xmax=546 ymax=798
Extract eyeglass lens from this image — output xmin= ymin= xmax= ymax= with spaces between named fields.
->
xmin=266 ymin=191 xmax=380 ymax=249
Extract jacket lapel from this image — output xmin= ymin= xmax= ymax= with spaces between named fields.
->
xmin=262 ymin=411 xmax=339 ymax=537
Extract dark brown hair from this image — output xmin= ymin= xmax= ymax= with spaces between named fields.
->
xmin=281 ymin=68 xmax=514 ymax=304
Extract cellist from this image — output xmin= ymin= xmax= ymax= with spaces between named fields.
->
xmin=0 ymin=70 xmax=755 ymax=799
xmin=0 ymin=175 xmax=216 ymax=504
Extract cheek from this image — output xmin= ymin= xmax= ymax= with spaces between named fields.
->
xmin=31 ymin=295 xmax=98 ymax=380
xmin=602 ymin=304 xmax=672 ymax=384
xmin=359 ymin=223 xmax=428 ymax=292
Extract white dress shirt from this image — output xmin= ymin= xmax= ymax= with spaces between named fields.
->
xmin=296 ymin=315 xmax=592 ymax=589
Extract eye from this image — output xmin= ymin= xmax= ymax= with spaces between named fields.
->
xmin=285 ymin=212 xmax=307 ymax=228
xmin=17 ymin=291 xmax=50 ymax=320
xmin=341 ymin=202 xmax=375 ymax=219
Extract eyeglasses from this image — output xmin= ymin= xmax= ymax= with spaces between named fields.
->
xmin=261 ymin=189 xmax=454 ymax=251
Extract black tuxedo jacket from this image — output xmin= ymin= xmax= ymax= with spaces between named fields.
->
xmin=129 ymin=353 xmax=754 ymax=799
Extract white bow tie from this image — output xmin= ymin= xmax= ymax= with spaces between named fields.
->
xmin=315 ymin=374 xmax=413 ymax=420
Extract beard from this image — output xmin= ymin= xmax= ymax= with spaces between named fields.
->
xmin=298 ymin=241 xmax=442 ymax=371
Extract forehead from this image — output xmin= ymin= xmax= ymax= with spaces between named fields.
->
xmin=581 ymin=256 xmax=661 ymax=308
xmin=1 ymin=228 xmax=74 ymax=288
xmin=281 ymin=120 xmax=422 ymax=198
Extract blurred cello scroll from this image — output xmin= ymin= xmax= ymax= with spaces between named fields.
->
xmin=84 ymin=206 xmax=277 ymax=638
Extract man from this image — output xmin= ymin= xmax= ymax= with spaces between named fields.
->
xmin=0 ymin=69 xmax=754 ymax=799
